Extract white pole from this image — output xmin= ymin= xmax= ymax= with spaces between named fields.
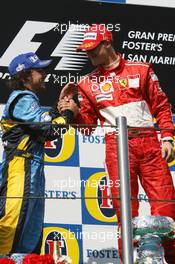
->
xmin=116 ymin=116 xmax=133 ymax=264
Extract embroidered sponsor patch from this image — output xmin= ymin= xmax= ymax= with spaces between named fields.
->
xmin=29 ymin=54 xmax=39 ymax=63
xmin=119 ymin=78 xmax=128 ymax=88
xmin=157 ymin=86 xmax=163 ymax=93
xmin=90 ymin=83 xmax=100 ymax=94
xmin=109 ymin=72 xmax=116 ymax=77
xmin=99 ymin=81 xmax=114 ymax=94
xmin=95 ymin=94 xmax=113 ymax=102
xmin=81 ymin=42 xmax=95 ymax=49
xmin=41 ymin=112 xmax=52 ymax=122
xmin=16 ymin=64 xmax=25 ymax=72
xmin=30 ymin=101 xmax=39 ymax=111
xmin=78 ymin=94 xmax=83 ymax=102
xmin=128 ymin=76 xmax=140 ymax=88
xmin=151 ymin=73 xmax=158 ymax=81
xmin=84 ymin=32 xmax=97 ymax=40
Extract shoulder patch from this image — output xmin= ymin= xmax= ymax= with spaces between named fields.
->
xmin=41 ymin=112 xmax=52 ymax=122
xmin=150 ymin=72 xmax=159 ymax=81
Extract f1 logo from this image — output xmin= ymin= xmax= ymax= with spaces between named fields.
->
xmin=0 ymin=20 xmax=87 ymax=71
xmin=0 ymin=21 xmax=57 ymax=67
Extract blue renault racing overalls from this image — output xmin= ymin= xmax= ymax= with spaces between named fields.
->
xmin=0 ymin=89 xmax=71 ymax=254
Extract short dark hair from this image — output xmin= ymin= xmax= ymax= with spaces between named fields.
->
xmin=7 ymin=69 xmax=33 ymax=90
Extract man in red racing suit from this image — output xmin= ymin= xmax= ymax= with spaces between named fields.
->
xmin=59 ymin=24 xmax=175 ymax=263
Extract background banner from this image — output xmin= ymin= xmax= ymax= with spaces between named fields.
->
xmin=91 ymin=0 xmax=175 ymax=8
xmin=0 ymin=1 xmax=175 ymax=263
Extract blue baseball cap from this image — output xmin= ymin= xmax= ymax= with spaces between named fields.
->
xmin=8 ymin=52 xmax=52 ymax=76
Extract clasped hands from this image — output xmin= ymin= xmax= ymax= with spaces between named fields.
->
xmin=58 ymin=83 xmax=79 ymax=118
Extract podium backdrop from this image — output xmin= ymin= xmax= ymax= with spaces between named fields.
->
xmin=0 ymin=1 xmax=175 ymax=263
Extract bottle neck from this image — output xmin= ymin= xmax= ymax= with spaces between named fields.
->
xmin=53 ymin=240 xmax=61 ymax=262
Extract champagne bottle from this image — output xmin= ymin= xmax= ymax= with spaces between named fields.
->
xmin=52 ymin=237 xmax=61 ymax=264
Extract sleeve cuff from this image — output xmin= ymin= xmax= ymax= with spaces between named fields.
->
xmin=162 ymin=136 xmax=174 ymax=141
xmin=61 ymin=110 xmax=74 ymax=123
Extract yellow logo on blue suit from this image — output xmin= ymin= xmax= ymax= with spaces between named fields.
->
xmin=81 ymin=168 xmax=117 ymax=225
xmin=41 ymin=225 xmax=82 ymax=264
xmin=44 ymin=127 xmax=79 ymax=166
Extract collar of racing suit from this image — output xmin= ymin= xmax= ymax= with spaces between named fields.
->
xmin=99 ymin=52 xmax=125 ymax=76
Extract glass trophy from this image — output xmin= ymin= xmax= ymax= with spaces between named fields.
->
xmin=132 ymin=216 xmax=175 ymax=264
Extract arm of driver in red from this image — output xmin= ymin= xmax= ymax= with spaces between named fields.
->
xmin=144 ymin=65 xmax=174 ymax=162
xmin=58 ymin=83 xmax=98 ymax=135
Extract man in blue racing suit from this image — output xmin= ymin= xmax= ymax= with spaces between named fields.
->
xmin=0 ymin=52 xmax=77 ymax=254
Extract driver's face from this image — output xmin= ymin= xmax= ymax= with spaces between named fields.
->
xmin=30 ymin=69 xmax=46 ymax=92
xmin=86 ymin=42 xmax=109 ymax=66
